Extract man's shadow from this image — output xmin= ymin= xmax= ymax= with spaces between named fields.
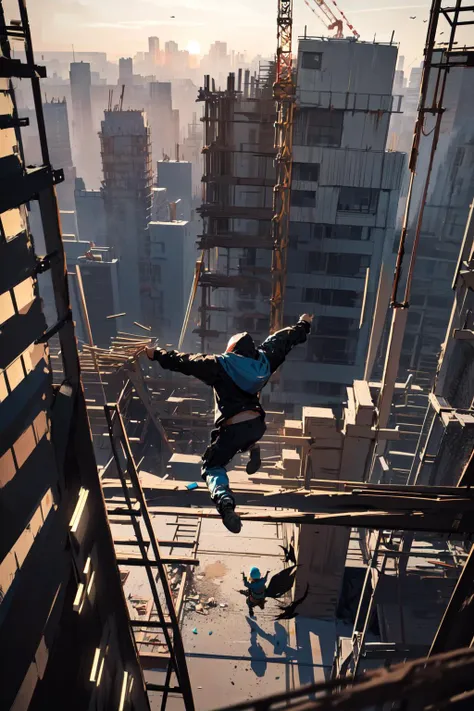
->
xmin=246 ymin=616 xmax=301 ymax=680
xmin=248 ymin=624 xmax=268 ymax=677
xmin=247 ymin=617 xmax=298 ymax=660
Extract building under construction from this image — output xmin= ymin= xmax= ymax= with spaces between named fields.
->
xmin=3 ymin=1 xmax=474 ymax=711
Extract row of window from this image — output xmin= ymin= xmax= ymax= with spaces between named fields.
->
xmin=292 ymin=187 xmax=380 ymax=214
xmin=290 ymin=223 xmax=369 ymax=242
xmin=302 ymin=251 xmax=370 ymax=277
xmin=302 ymin=287 xmax=361 ymax=308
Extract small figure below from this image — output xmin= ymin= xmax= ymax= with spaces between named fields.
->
xmin=139 ymin=315 xmax=313 ymax=534
xmin=242 ymin=567 xmax=269 ymax=618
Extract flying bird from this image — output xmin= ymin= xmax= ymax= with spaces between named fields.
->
xmin=170 ymin=15 xmax=175 ymax=18
xmin=410 ymin=16 xmax=416 ymax=19
xmin=423 ymin=19 xmax=428 ymax=22
xmin=279 ymin=543 xmax=297 ymax=565
xmin=274 ymin=585 xmax=309 ymax=620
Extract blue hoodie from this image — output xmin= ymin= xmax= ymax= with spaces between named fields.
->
xmin=217 ymin=351 xmax=271 ymax=394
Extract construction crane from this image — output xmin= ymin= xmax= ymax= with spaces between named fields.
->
xmin=269 ymin=0 xmax=296 ymax=334
xmin=304 ymin=0 xmax=360 ymax=40
xmin=269 ymin=0 xmax=359 ymax=335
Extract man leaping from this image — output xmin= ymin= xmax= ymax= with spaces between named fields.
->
xmin=141 ymin=315 xmax=313 ymax=534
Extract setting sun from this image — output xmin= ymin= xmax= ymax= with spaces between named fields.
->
xmin=186 ymin=39 xmax=201 ymax=55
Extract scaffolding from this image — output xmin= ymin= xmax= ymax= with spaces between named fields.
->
xmin=194 ymin=69 xmax=276 ymax=351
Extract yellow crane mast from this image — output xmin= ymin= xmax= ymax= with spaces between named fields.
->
xmin=269 ymin=0 xmax=296 ymax=334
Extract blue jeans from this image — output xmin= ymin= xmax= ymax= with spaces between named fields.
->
xmin=202 ymin=417 xmax=266 ymax=509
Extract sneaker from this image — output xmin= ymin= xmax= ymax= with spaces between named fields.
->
xmin=220 ymin=500 xmax=242 ymax=534
xmin=246 ymin=445 xmax=261 ymax=475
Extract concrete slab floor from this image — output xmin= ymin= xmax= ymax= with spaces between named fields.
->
xmin=148 ymin=516 xmax=335 ymax=710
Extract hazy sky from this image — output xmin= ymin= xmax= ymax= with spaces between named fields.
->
xmin=18 ymin=0 xmax=469 ymax=74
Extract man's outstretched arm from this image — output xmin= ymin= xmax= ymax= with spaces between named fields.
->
xmin=144 ymin=347 xmax=220 ymax=386
xmin=259 ymin=314 xmax=313 ymax=373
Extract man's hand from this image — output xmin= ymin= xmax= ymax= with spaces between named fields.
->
xmin=299 ymin=314 xmax=313 ymax=325
xmin=132 ymin=346 xmax=155 ymax=361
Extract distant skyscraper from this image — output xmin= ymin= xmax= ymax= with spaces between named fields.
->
xmin=69 ymin=61 xmax=96 ymax=186
xmin=149 ymin=81 xmax=174 ymax=163
xmin=164 ymin=40 xmax=179 ymax=67
xmin=119 ymin=57 xmax=133 ymax=85
xmin=210 ymin=41 xmax=227 ymax=60
xmin=100 ymin=110 xmax=154 ymax=329
xmin=165 ymin=40 xmax=178 ymax=54
xmin=148 ymin=36 xmax=160 ymax=66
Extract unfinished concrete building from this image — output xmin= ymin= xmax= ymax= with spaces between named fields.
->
xmin=196 ymin=69 xmax=276 ymax=351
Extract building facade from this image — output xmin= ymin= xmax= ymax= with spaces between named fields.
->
xmin=69 ymin=61 xmax=99 ymax=187
xmin=99 ymin=109 xmax=153 ymax=330
xmin=271 ymin=38 xmax=404 ymax=413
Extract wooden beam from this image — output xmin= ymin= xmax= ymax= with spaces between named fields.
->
xmin=116 ymin=555 xmax=199 ymax=566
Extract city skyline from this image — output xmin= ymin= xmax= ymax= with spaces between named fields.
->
xmin=26 ymin=0 xmax=458 ymax=72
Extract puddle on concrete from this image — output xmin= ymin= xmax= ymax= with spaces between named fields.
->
xmin=204 ymin=561 xmax=228 ymax=579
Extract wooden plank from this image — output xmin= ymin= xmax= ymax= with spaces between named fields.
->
xmin=116 ymin=555 xmax=199 ymax=567
xmin=0 ymin=297 xmax=46 ymax=370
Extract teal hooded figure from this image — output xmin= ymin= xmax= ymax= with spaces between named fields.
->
xmin=145 ymin=316 xmax=313 ymax=534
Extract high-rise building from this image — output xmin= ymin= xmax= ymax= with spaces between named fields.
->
xmin=69 ymin=61 xmax=97 ymax=186
xmin=118 ymin=57 xmax=133 ymax=85
xmin=148 ymin=220 xmax=191 ymax=344
xmin=99 ymin=110 xmax=153 ymax=330
xmin=164 ymin=40 xmax=179 ymax=65
xmin=64 ymin=240 xmax=122 ymax=347
xmin=157 ymin=160 xmax=192 ymax=221
xmin=196 ymin=70 xmax=276 ymax=351
xmin=74 ymin=178 xmax=107 ymax=244
xmin=22 ymin=99 xmax=76 ymax=210
xmin=149 ymin=81 xmax=174 ymax=163
xmin=209 ymin=41 xmax=227 ymax=60
xmin=148 ymin=36 xmax=160 ymax=66
xmin=271 ymin=38 xmax=404 ymax=413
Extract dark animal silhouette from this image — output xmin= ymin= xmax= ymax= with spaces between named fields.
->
xmin=410 ymin=15 xmax=416 ymax=19
xmin=279 ymin=542 xmax=297 ymax=565
xmin=274 ymin=585 xmax=309 ymax=620
xmin=265 ymin=565 xmax=299 ymax=600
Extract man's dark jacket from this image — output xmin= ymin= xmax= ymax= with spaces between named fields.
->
xmin=152 ymin=320 xmax=310 ymax=425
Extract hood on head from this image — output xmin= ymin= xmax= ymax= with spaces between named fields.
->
xmin=225 ymin=332 xmax=257 ymax=359
xmin=217 ymin=350 xmax=271 ymax=394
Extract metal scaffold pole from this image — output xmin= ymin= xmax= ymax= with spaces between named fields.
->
xmin=368 ymin=0 xmax=474 ymax=481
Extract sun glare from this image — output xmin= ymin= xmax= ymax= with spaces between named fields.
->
xmin=187 ymin=40 xmax=201 ymax=55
